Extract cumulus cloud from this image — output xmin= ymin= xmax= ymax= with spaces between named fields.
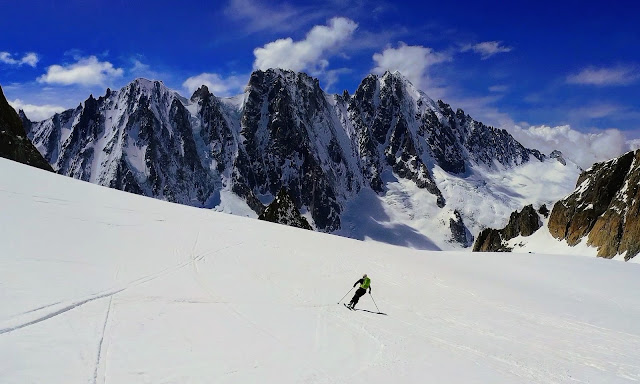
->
xmin=507 ymin=124 xmax=636 ymax=169
xmin=461 ymin=41 xmax=512 ymax=59
xmin=567 ymin=65 xmax=640 ymax=86
xmin=9 ymin=99 xmax=66 ymax=121
xmin=253 ymin=17 xmax=358 ymax=73
xmin=0 ymin=52 xmax=39 ymax=67
xmin=37 ymin=56 xmax=123 ymax=86
xmin=183 ymin=73 xmax=247 ymax=97
xmin=372 ymin=43 xmax=450 ymax=93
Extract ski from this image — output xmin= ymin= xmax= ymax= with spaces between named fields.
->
xmin=343 ymin=303 xmax=353 ymax=310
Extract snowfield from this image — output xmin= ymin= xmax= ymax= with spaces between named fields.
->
xmin=2 ymin=158 xmax=640 ymax=383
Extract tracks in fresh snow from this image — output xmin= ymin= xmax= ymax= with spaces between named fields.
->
xmin=93 ymin=296 xmax=113 ymax=384
xmin=0 ymin=242 xmax=240 ymax=336
xmin=0 ymin=288 xmax=125 ymax=335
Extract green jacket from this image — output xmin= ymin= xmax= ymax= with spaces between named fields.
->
xmin=354 ymin=277 xmax=371 ymax=292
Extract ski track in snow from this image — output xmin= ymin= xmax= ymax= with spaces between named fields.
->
xmin=93 ymin=296 xmax=113 ymax=384
xmin=0 ymin=242 xmax=241 ymax=336
xmin=0 ymin=289 xmax=126 ymax=336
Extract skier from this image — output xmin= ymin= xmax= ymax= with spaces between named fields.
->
xmin=347 ymin=274 xmax=371 ymax=309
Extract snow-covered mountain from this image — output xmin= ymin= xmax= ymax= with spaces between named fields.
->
xmin=21 ymin=69 xmax=580 ymax=249
xmin=2 ymin=157 xmax=640 ymax=383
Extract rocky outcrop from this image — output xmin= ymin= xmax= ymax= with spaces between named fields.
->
xmin=258 ymin=188 xmax=312 ymax=230
xmin=449 ymin=210 xmax=473 ymax=246
xmin=538 ymin=204 xmax=550 ymax=218
xmin=550 ymin=150 xmax=567 ymax=166
xmin=473 ymin=205 xmax=541 ymax=252
xmin=549 ymin=150 xmax=640 ymax=260
xmin=0 ymin=85 xmax=53 ymax=171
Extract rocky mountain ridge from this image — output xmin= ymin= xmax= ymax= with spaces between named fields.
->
xmin=21 ymin=69 xmax=559 ymax=248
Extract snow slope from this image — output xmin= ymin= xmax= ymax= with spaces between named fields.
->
xmin=2 ymin=158 xmax=640 ymax=383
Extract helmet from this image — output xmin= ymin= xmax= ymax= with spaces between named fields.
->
xmin=363 ymin=273 xmax=367 ymax=278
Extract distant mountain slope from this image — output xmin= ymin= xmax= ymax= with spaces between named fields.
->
xmin=21 ymin=69 xmax=578 ymax=248
xmin=0 ymin=85 xmax=52 ymax=171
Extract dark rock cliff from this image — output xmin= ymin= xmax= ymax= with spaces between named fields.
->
xmin=0 ymin=85 xmax=53 ymax=172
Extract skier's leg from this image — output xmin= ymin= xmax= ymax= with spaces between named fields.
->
xmin=352 ymin=288 xmax=364 ymax=308
xmin=348 ymin=291 xmax=358 ymax=307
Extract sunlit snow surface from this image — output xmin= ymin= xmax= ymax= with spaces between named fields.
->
xmin=2 ymin=158 xmax=640 ymax=383
xmin=337 ymin=158 xmax=583 ymax=251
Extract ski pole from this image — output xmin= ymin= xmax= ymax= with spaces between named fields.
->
xmin=338 ymin=287 xmax=354 ymax=304
xmin=370 ymin=292 xmax=381 ymax=313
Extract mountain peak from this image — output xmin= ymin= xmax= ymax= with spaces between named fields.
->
xmin=125 ymin=77 xmax=172 ymax=95
xmin=190 ymin=84 xmax=210 ymax=101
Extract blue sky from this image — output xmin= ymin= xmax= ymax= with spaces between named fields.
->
xmin=1 ymin=0 xmax=639 ymax=160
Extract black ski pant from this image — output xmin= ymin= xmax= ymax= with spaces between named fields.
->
xmin=350 ymin=288 xmax=366 ymax=306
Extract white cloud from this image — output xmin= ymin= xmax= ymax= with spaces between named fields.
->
xmin=507 ymin=124 xmax=635 ymax=169
xmin=0 ymin=52 xmax=39 ymax=67
xmin=183 ymin=73 xmax=247 ymax=97
xmin=253 ymin=17 xmax=358 ymax=73
xmin=9 ymin=99 xmax=66 ymax=121
xmin=37 ymin=56 xmax=123 ymax=86
xmin=569 ymin=104 xmax=622 ymax=119
xmin=488 ymin=85 xmax=509 ymax=93
xmin=566 ymin=65 xmax=640 ymax=86
xmin=225 ymin=0 xmax=307 ymax=33
xmin=130 ymin=59 xmax=153 ymax=76
xmin=461 ymin=41 xmax=512 ymax=59
xmin=129 ymin=59 xmax=167 ymax=81
xmin=371 ymin=43 xmax=450 ymax=93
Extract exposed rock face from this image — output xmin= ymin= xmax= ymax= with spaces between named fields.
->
xmin=550 ymin=150 xmax=567 ymax=166
xmin=258 ymin=188 xmax=312 ymax=230
xmin=538 ymin=204 xmax=550 ymax=218
xmin=472 ymin=205 xmax=541 ymax=252
xmin=233 ymin=70 xmax=357 ymax=231
xmin=473 ymin=227 xmax=507 ymax=252
xmin=0 ymin=85 xmax=53 ymax=171
xmin=449 ymin=210 xmax=473 ymax=246
xmin=549 ymin=150 xmax=640 ymax=260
